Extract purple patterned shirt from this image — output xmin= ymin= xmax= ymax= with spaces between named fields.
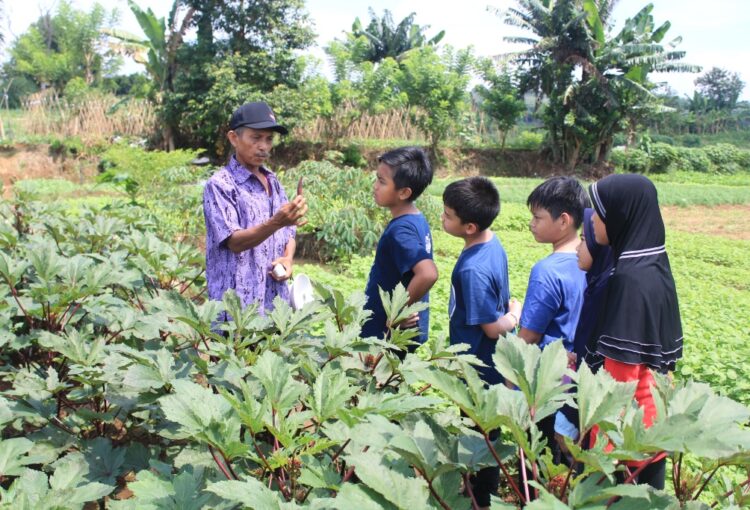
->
xmin=203 ymin=156 xmax=295 ymax=315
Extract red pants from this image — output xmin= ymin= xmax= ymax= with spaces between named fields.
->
xmin=590 ymin=358 xmax=660 ymax=468
xmin=604 ymin=358 xmax=657 ymax=428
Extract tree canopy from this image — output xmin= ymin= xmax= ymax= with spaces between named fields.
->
xmin=347 ymin=8 xmax=445 ymax=64
xmin=6 ymin=1 xmax=120 ymax=92
xmin=695 ymin=67 xmax=745 ymax=111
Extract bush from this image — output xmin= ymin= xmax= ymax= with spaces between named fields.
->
xmin=649 ymin=142 xmax=678 ymax=173
xmin=97 ymin=143 xmax=201 ymax=185
xmin=703 ymin=143 xmax=745 ymax=173
xmin=281 ymin=160 xmax=389 ymax=261
xmin=509 ymin=130 xmax=544 ymax=150
xmin=341 ymin=144 xmax=367 ymax=168
xmin=650 ymin=133 xmax=675 ymax=146
xmin=680 ymin=134 xmax=702 ymax=147
xmin=609 ymin=147 xmax=650 ymax=173
xmin=674 ymin=147 xmax=712 ymax=173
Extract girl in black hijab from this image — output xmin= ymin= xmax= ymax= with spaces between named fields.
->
xmin=588 ymin=173 xmax=683 ymax=489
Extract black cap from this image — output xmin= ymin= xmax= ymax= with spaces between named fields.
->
xmin=229 ymin=101 xmax=288 ymax=135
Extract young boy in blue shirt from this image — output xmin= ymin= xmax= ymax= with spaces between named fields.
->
xmin=362 ymin=147 xmax=438 ymax=356
xmin=519 ymin=176 xmax=588 ymax=352
xmin=442 ymin=176 xmax=521 ymax=510
xmin=519 ymin=176 xmax=589 ymax=466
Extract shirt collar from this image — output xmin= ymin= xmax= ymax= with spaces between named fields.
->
xmin=227 ymin=155 xmax=274 ymax=185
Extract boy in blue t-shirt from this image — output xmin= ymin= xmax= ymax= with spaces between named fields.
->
xmin=443 ymin=176 xmax=522 ymax=385
xmin=442 ymin=176 xmax=521 ymax=509
xmin=519 ymin=176 xmax=588 ymax=351
xmin=519 ymin=176 xmax=588 ymax=467
xmin=362 ymin=147 xmax=438 ymax=355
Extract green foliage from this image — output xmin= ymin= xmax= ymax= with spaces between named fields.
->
xmin=508 ymin=130 xmax=545 ymax=151
xmin=398 ymin=46 xmax=474 ymax=152
xmin=161 ymin=0 xmax=315 ymax=153
xmin=610 ymin=148 xmax=651 ymax=173
xmin=280 ymin=160 xmax=388 ymax=261
xmin=612 ymin=142 xmax=750 ymax=176
xmin=341 ymin=144 xmax=367 ymax=168
xmin=7 ymin=0 xmax=121 ymax=92
xmin=681 ymin=134 xmax=702 ymax=148
xmin=476 ymin=65 xmax=527 ymax=149
xmin=169 ymin=53 xmax=329 ymax=155
xmin=703 ymin=143 xmax=749 ymax=173
xmin=505 ymin=0 xmax=699 ymax=167
xmin=695 ymin=67 xmax=745 ymax=111
xmin=347 ymin=8 xmax=445 ymax=63
xmin=0 ymin=186 xmax=749 ymax=508
xmin=649 ymin=143 xmax=679 ymax=174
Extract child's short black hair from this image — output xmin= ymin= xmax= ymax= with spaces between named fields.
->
xmin=526 ymin=176 xmax=589 ymax=228
xmin=442 ymin=176 xmax=500 ymax=231
xmin=378 ymin=147 xmax=433 ymax=201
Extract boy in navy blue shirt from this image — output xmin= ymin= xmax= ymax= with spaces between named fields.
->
xmin=443 ymin=176 xmax=521 ymax=384
xmin=442 ymin=176 xmax=521 ymax=510
xmin=362 ymin=147 xmax=438 ymax=356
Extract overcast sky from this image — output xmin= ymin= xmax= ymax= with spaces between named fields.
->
xmin=4 ymin=0 xmax=750 ymax=99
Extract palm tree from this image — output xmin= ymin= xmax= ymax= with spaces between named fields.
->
xmin=351 ymin=8 xmax=445 ymax=63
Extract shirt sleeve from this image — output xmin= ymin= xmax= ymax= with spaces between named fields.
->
xmin=389 ymin=222 xmax=432 ymax=275
xmin=203 ymin=179 xmax=241 ymax=246
xmin=459 ymin=268 xmax=501 ymax=326
xmin=520 ymin=273 xmax=562 ymax=334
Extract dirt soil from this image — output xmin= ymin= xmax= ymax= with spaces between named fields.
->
xmin=0 ymin=144 xmax=99 ymax=195
xmin=661 ymin=204 xmax=750 ymax=241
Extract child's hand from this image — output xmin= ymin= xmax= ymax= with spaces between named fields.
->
xmin=509 ymin=298 xmax=522 ymax=317
xmin=389 ymin=312 xmax=419 ymax=330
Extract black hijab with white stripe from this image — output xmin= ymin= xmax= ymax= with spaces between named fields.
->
xmin=588 ymin=174 xmax=683 ymax=372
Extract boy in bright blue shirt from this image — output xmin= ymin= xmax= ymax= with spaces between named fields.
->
xmin=519 ymin=176 xmax=588 ymax=351
xmin=442 ymin=176 xmax=521 ymax=509
xmin=362 ymin=147 xmax=438 ymax=356
xmin=519 ymin=176 xmax=588 ymax=468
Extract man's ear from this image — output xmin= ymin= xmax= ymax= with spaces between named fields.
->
xmin=227 ymin=130 xmax=239 ymax=147
xmin=398 ymin=187 xmax=413 ymax=201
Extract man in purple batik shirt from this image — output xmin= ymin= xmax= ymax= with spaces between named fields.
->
xmin=203 ymin=102 xmax=307 ymax=318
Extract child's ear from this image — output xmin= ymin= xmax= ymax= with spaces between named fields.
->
xmin=398 ymin=187 xmax=413 ymax=201
xmin=559 ymin=212 xmax=573 ymax=229
xmin=464 ymin=222 xmax=479 ymax=236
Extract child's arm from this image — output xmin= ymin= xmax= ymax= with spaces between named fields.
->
xmin=480 ymin=298 xmax=522 ymax=340
xmin=406 ymin=259 xmax=438 ymax=305
xmin=518 ymin=327 xmax=543 ymax=345
xmin=398 ymin=259 xmax=438 ymax=329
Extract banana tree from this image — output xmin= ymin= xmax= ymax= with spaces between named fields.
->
xmin=102 ymin=0 xmax=194 ymax=150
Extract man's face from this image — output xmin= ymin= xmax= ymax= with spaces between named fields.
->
xmin=229 ymin=127 xmax=276 ymax=170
